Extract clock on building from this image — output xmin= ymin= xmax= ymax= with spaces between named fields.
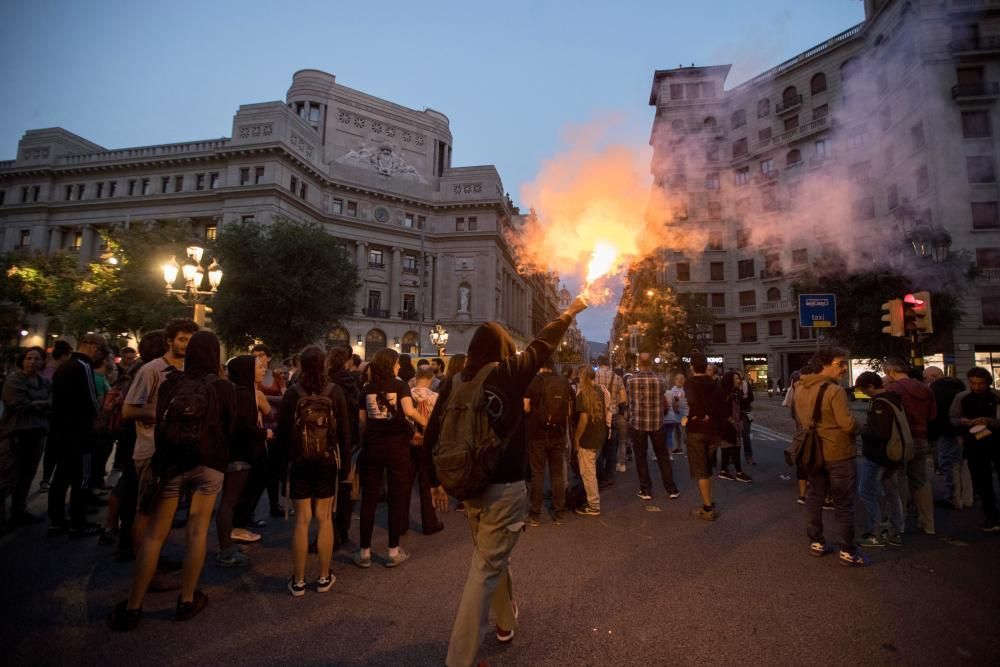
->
xmin=374 ymin=206 xmax=390 ymax=223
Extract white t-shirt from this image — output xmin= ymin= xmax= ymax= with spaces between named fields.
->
xmin=124 ymin=358 xmax=175 ymax=461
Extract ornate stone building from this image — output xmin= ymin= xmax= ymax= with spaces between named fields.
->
xmin=0 ymin=69 xmax=557 ymax=358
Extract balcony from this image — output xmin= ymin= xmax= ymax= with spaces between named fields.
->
xmin=809 ymin=152 xmax=837 ymax=168
xmin=367 ymin=261 xmax=385 ymax=270
xmin=949 ymin=0 xmax=1000 ymax=12
xmin=760 ymin=269 xmax=784 ymax=281
xmin=950 ymin=34 xmax=1000 ymax=54
xmin=762 ymin=299 xmax=795 ymax=313
xmin=399 ymin=310 xmax=420 ymax=321
xmin=363 ymin=308 xmax=390 ymax=319
xmin=981 ymin=268 xmax=1000 ymax=281
xmin=402 ymin=266 xmax=419 ymax=274
xmin=755 ymin=171 xmax=779 ymax=185
xmin=710 ymin=306 xmax=727 ymax=316
xmin=952 ymin=82 xmax=1000 ymax=100
xmin=738 ymin=304 xmax=757 ymax=315
xmin=776 ymin=94 xmax=803 ymax=115
xmin=756 ymin=114 xmax=831 ymax=152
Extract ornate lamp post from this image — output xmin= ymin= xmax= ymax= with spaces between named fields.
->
xmin=429 ymin=322 xmax=449 ymax=356
xmin=162 ymin=243 xmax=222 ymax=326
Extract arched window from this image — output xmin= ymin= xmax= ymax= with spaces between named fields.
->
xmin=325 ymin=325 xmax=350 ymax=350
xmin=766 ymin=287 xmax=782 ymax=302
xmin=811 ymin=72 xmax=827 ymax=94
xmin=671 ymin=119 xmax=685 ymax=131
xmin=731 ymin=109 xmax=746 ymax=129
xmin=782 ymin=86 xmax=798 ymax=104
xmin=364 ymin=329 xmax=386 ymax=361
xmin=704 ymin=116 xmax=717 ymax=129
xmin=757 ymin=98 xmax=770 ymax=117
xmin=401 ymin=331 xmax=419 ymax=355
xmin=786 ymin=149 xmax=802 ymax=166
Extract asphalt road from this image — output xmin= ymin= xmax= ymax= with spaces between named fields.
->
xmin=2 ymin=426 xmax=999 ymax=667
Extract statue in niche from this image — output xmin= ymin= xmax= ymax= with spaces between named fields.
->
xmin=459 ymin=284 xmax=471 ymax=313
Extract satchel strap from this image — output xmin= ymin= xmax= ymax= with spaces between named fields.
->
xmin=809 ymin=383 xmax=830 ymax=428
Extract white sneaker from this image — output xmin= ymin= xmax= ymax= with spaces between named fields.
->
xmin=231 ymin=528 xmax=262 ymax=543
xmin=616 ymin=463 xmax=626 ymax=472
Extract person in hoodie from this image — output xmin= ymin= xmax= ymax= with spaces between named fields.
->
xmin=924 ymin=366 xmax=973 ymax=510
xmin=327 ymin=345 xmax=361 ymax=549
xmin=949 ymin=367 xmax=1000 ymax=532
xmin=884 ymin=357 xmax=936 ymax=535
xmin=684 ymin=354 xmax=726 ymax=520
xmin=109 ymin=331 xmax=236 ymax=631
xmin=853 ymin=372 xmax=905 ymax=548
xmin=424 ymin=295 xmax=588 ymax=667
xmin=215 ymin=355 xmax=267 ymax=567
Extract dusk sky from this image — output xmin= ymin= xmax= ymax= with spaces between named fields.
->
xmin=0 ymin=0 xmax=864 ymax=342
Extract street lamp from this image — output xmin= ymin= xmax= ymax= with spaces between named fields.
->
xmin=162 ymin=244 xmax=223 ymax=305
xmin=429 ymin=322 xmax=449 ymax=356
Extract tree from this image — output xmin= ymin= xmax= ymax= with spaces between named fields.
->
xmin=212 ymin=218 xmax=359 ymax=357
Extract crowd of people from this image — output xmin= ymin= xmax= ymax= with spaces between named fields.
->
xmin=1 ymin=293 xmax=999 ymax=664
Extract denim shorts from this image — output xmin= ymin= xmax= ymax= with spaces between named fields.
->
xmin=159 ymin=466 xmax=224 ymax=498
xmin=686 ymin=432 xmax=719 ymax=480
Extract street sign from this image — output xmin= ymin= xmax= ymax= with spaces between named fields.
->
xmin=798 ymin=293 xmax=837 ymax=328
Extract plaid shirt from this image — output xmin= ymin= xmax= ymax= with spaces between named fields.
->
xmin=628 ymin=370 xmax=664 ymax=431
xmin=595 ymin=366 xmax=625 ymax=407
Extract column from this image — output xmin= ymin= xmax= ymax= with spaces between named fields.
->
xmin=424 ymin=252 xmax=434 ymax=321
xmin=389 ymin=247 xmax=402 ymax=318
xmin=434 ymin=253 xmax=444 ymax=318
xmin=78 ymin=225 xmax=96 ymax=268
xmin=355 ymin=241 xmax=368 ymax=315
xmin=31 ymin=223 xmax=47 ymax=250
xmin=48 ymin=227 xmax=63 ymax=253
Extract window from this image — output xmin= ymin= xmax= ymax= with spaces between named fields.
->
xmin=403 ymin=254 xmax=418 ymax=272
xmin=18 ymin=229 xmax=30 ymax=248
xmin=402 ymin=293 xmax=416 ymax=314
xmin=735 ymin=198 xmax=751 ymax=215
xmin=782 ymin=86 xmax=798 ymax=105
xmin=736 ymin=228 xmax=750 ymax=249
xmin=707 ymin=201 xmax=722 ymax=220
xmin=174 ymin=175 xmax=183 ymax=192
xmin=853 ymin=197 xmax=876 ymax=220
xmin=760 ymin=159 xmax=774 ymax=175
xmin=847 ymin=126 xmax=870 ymax=150
xmin=733 ymin=138 xmax=748 ymax=158
xmin=685 ymin=83 xmax=701 ymax=100
xmin=705 ymin=172 xmax=720 ymax=190
xmin=784 ymin=115 xmax=799 ymax=132
xmin=762 ymin=189 xmax=779 ymax=212
xmin=710 ymin=262 xmax=725 ymax=281
xmin=76 ymin=183 xmax=85 ymax=200
xmin=290 ymin=176 xmax=298 ymax=194
xmin=965 ymin=155 xmax=996 ymax=183
xmin=20 ymin=186 xmax=29 ymax=202
xmin=368 ymin=248 xmax=384 ymax=267
xmin=740 ymin=322 xmax=758 ymax=343
xmin=417 ymin=215 xmax=426 ymax=230
xmin=983 ymin=296 xmax=1000 ymax=326
xmin=65 ymin=184 xmax=73 ymax=201
xmin=710 ymin=292 xmax=725 ymax=308
xmin=205 ymin=225 xmax=217 ymax=241
xmin=96 ymin=182 xmax=104 ymax=199
xmin=701 ymin=82 xmax=717 ymax=98
xmin=851 ymin=161 xmax=872 ymax=184
xmin=736 ymin=166 xmax=750 ymax=185
xmin=141 ymin=178 xmax=150 ymax=195
xmin=241 ymin=215 xmax=255 ymax=224
xmin=759 ymin=127 xmax=772 ymax=142
xmin=963 ymin=111 xmax=991 ymax=138
xmin=706 ymin=144 xmax=720 ymax=162
xmin=911 ymin=122 xmax=925 ymax=150
xmin=331 ymin=198 xmax=343 ymax=214
xmin=739 ymin=290 xmax=756 ymax=307
xmin=128 ymin=179 xmax=137 ymax=196
xmin=209 ymin=172 xmax=219 ymax=189
xmin=239 ymin=168 xmax=250 ymax=186
xmin=811 ymin=72 xmax=827 ymax=94
xmin=732 ymin=109 xmax=746 ymax=129
xmin=916 ymin=165 xmax=930 ymax=192
xmin=815 ymin=140 xmax=831 ymax=159
xmin=767 ymin=287 xmax=782 ymax=302
xmin=195 ymin=174 xmax=205 ymax=191
xmin=161 ymin=176 xmax=170 ymax=194
xmin=976 ymin=248 xmax=1000 ymax=268
xmin=704 ymin=116 xmax=717 ymax=129
xmin=346 ymin=200 xmax=357 ymax=216
xmin=786 ymin=149 xmax=802 ymax=166
xmin=468 ymin=216 xmax=478 ymax=231
xmin=670 ymin=84 xmax=683 ymax=100
xmin=298 ymin=182 xmax=307 ymax=199
xmin=0 ymin=190 xmax=4 ymax=206
xmin=707 ymin=231 xmax=723 ymax=250
xmin=108 ymin=182 xmax=116 ymax=198
xmin=712 ymin=323 xmax=727 ymax=343
xmin=738 ymin=259 xmax=755 ymax=279
xmin=367 ymin=290 xmax=382 ymax=313
xmin=456 ymin=216 xmax=465 ymax=231
xmin=813 ymin=104 xmax=829 ymax=122
xmin=308 ymin=102 xmax=321 ymax=124
xmin=972 ymin=201 xmax=1000 ymax=229
xmin=676 ymin=262 xmax=690 ymax=281
xmin=887 ymin=184 xmax=899 ymax=210
xmin=254 ymin=166 xmax=264 ymax=184
xmin=768 ymin=320 xmax=783 ymax=337
xmin=757 ymin=98 xmax=770 ymax=118
xmin=765 ymin=253 xmax=782 ymax=277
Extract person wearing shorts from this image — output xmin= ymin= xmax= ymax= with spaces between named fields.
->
xmin=109 ymin=331 xmax=235 ymax=631
xmin=683 ymin=354 xmax=725 ymax=521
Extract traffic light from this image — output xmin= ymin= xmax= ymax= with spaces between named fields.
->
xmin=904 ymin=291 xmax=933 ymax=334
xmin=881 ymin=299 xmax=904 ymax=337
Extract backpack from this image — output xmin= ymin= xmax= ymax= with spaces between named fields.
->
xmin=874 ymin=396 xmax=914 ymax=464
xmin=292 ymin=383 xmax=340 ymax=466
xmin=784 ymin=383 xmax=829 ymax=476
xmin=540 ymin=374 xmax=571 ymax=432
xmin=155 ymin=373 xmax=220 ymax=473
xmin=93 ymin=372 xmax=134 ymax=438
xmin=433 ymin=362 xmax=509 ymax=500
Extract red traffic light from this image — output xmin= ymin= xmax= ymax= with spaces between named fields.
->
xmin=903 ymin=293 xmax=924 ymax=306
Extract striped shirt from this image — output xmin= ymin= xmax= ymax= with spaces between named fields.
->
xmin=628 ymin=370 xmax=664 ymax=432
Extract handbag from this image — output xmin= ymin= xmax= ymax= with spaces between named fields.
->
xmin=784 ymin=383 xmax=829 ymax=475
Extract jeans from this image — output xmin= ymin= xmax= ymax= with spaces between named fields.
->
xmin=741 ymin=414 xmax=753 ymax=459
xmin=968 ymin=443 xmax=1000 ymax=523
xmin=936 ymin=435 xmax=967 ymax=508
xmin=577 ymin=447 xmax=600 ymax=511
xmin=806 ymin=457 xmax=856 ymax=552
xmin=0 ymin=429 xmax=46 ymax=515
xmin=615 ymin=413 xmax=629 ymax=462
xmin=664 ymin=421 xmax=684 ymax=452
xmin=904 ymin=438 xmax=934 ymax=533
xmin=446 ymin=483 xmax=526 ymax=667
xmin=528 ymin=432 xmax=566 ymax=516
xmin=598 ymin=417 xmax=620 ymax=481
xmin=47 ymin=443 xmax=93 ymax=529
xmin=629 ymin=427 xmax=678 ymax=495
xmin=857 ymin=458 xmax=903 ymax=537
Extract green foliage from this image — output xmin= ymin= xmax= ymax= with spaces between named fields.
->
xmin=212 ymin=217 xmax=359 ymax=358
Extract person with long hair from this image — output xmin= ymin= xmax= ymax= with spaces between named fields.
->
xmin=573 ymin=365 xmax=606 ymax=517
xmin=354 ymin=348 xmax=427 ymax=569
xmin=445 ymin=354 xmax=467 ymax=380
xmin=397 ymin=354 xmax=416 ymax=385
xmin=326 ymin=345 xmax=361 ymax=549
xmin=280 ymin=346 xmax=351 ymax=596
xmin=718 ymin=371 xmax=751 ymax=483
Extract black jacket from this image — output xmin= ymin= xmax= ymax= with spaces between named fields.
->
xmin=685 ymin=375 xmax=726 ymax=438
xmin=51 ymin=352 xmax=100 ymax=443
xmin=425 ymin=313 xmax=573 ymax=487
xmin=928 ymin=377 xmax=965 ymax=439
xmin=227 ymin=356 xmax=266 ymax=464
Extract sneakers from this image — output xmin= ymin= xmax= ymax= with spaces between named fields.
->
xmin=175 ymin=590 xmax=208 ymax=621
xmin=616 ymin=463 xmax=627 ymax=472
xmin=107 ymin=600 xmax=142 ymax=632
xmin=230 ymin=528 xmax=262 ymax=543
xmin=979 ymin=521 xmax=1000 ymax=533
xmin=384 ymin=548 xmax=410 ymax=568
xmin=882 ymin=532 xmax=903 ymax=547
xmin=670 ymin=448 xmax=682 ymax=455
xmin=287 ymin=578 xmax=306 ymax=597
xmin=496 ymin=602 xmax=519 ymax=643
xmin=216 ymin=548 xmax=250 ymax=568
xmin=857 ymin=533 xmax=886 ymax=548
xmin=574 ymin=506 xmax=600 ymax=517
xmin=525 ymin=514 xmax=541 ymax=527
xmin=637 ymin=490 xmax=652 ymax=501
xmin=690 ymin=507 xmax=718 ymax=521
xmin=809 ymin=541 xmax=831 ymax=557
xmin=717 ymin=470 xmax=735 ymax=481
xmin=734 ymin=472 xmax=752 ymax=483
xmin=316 ymin=571 xmax=336 ymax=593
xmin=822 ymin=500 xmax=835 ymax=511
xmin=352 ymin=550 xmax=372 ymax=568
xmin=552 ymin=512 xmax=565 ymax=526
xmin=796 ymin=496 xmax=806 ymax=505
xmin=668 ymin=490 xmax=681 ymax=499
xmin=838 ymin=550 xmax=870 ymax=567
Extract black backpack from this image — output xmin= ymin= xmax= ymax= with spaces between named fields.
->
xmin=293 ymin=383 xmax=340 ymax=466
xmin=784 ymin=383 xmax=829 ymax=475
xmin=540 ymin=374 xmax=571 ymax=431
xmin=155 ymin=372 xmax=220 ymax=473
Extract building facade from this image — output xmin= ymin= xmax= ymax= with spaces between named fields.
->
xmin=639 ymin=0 xmax=1000 ymax=383
xmin=0 ymin=69 xmax=557 ymax=358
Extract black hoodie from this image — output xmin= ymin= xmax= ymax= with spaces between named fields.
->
xmin=330 ymin=368 xmax=362 ymax=452
xmin=424 ymin=314 xmax=573 ymax=487
xmin=227 ymin=355 xmax=266 ymax=464
xmin=685 ymin=375 xmax=726 ymax=438
xmin=929 ymin=376 xmax=966 ymax=439
xmin=861 ymin=389 xmax=904 ymax=466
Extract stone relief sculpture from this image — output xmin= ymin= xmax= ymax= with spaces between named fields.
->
xmin=335 ymin=141 xmax=426 ymax=183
